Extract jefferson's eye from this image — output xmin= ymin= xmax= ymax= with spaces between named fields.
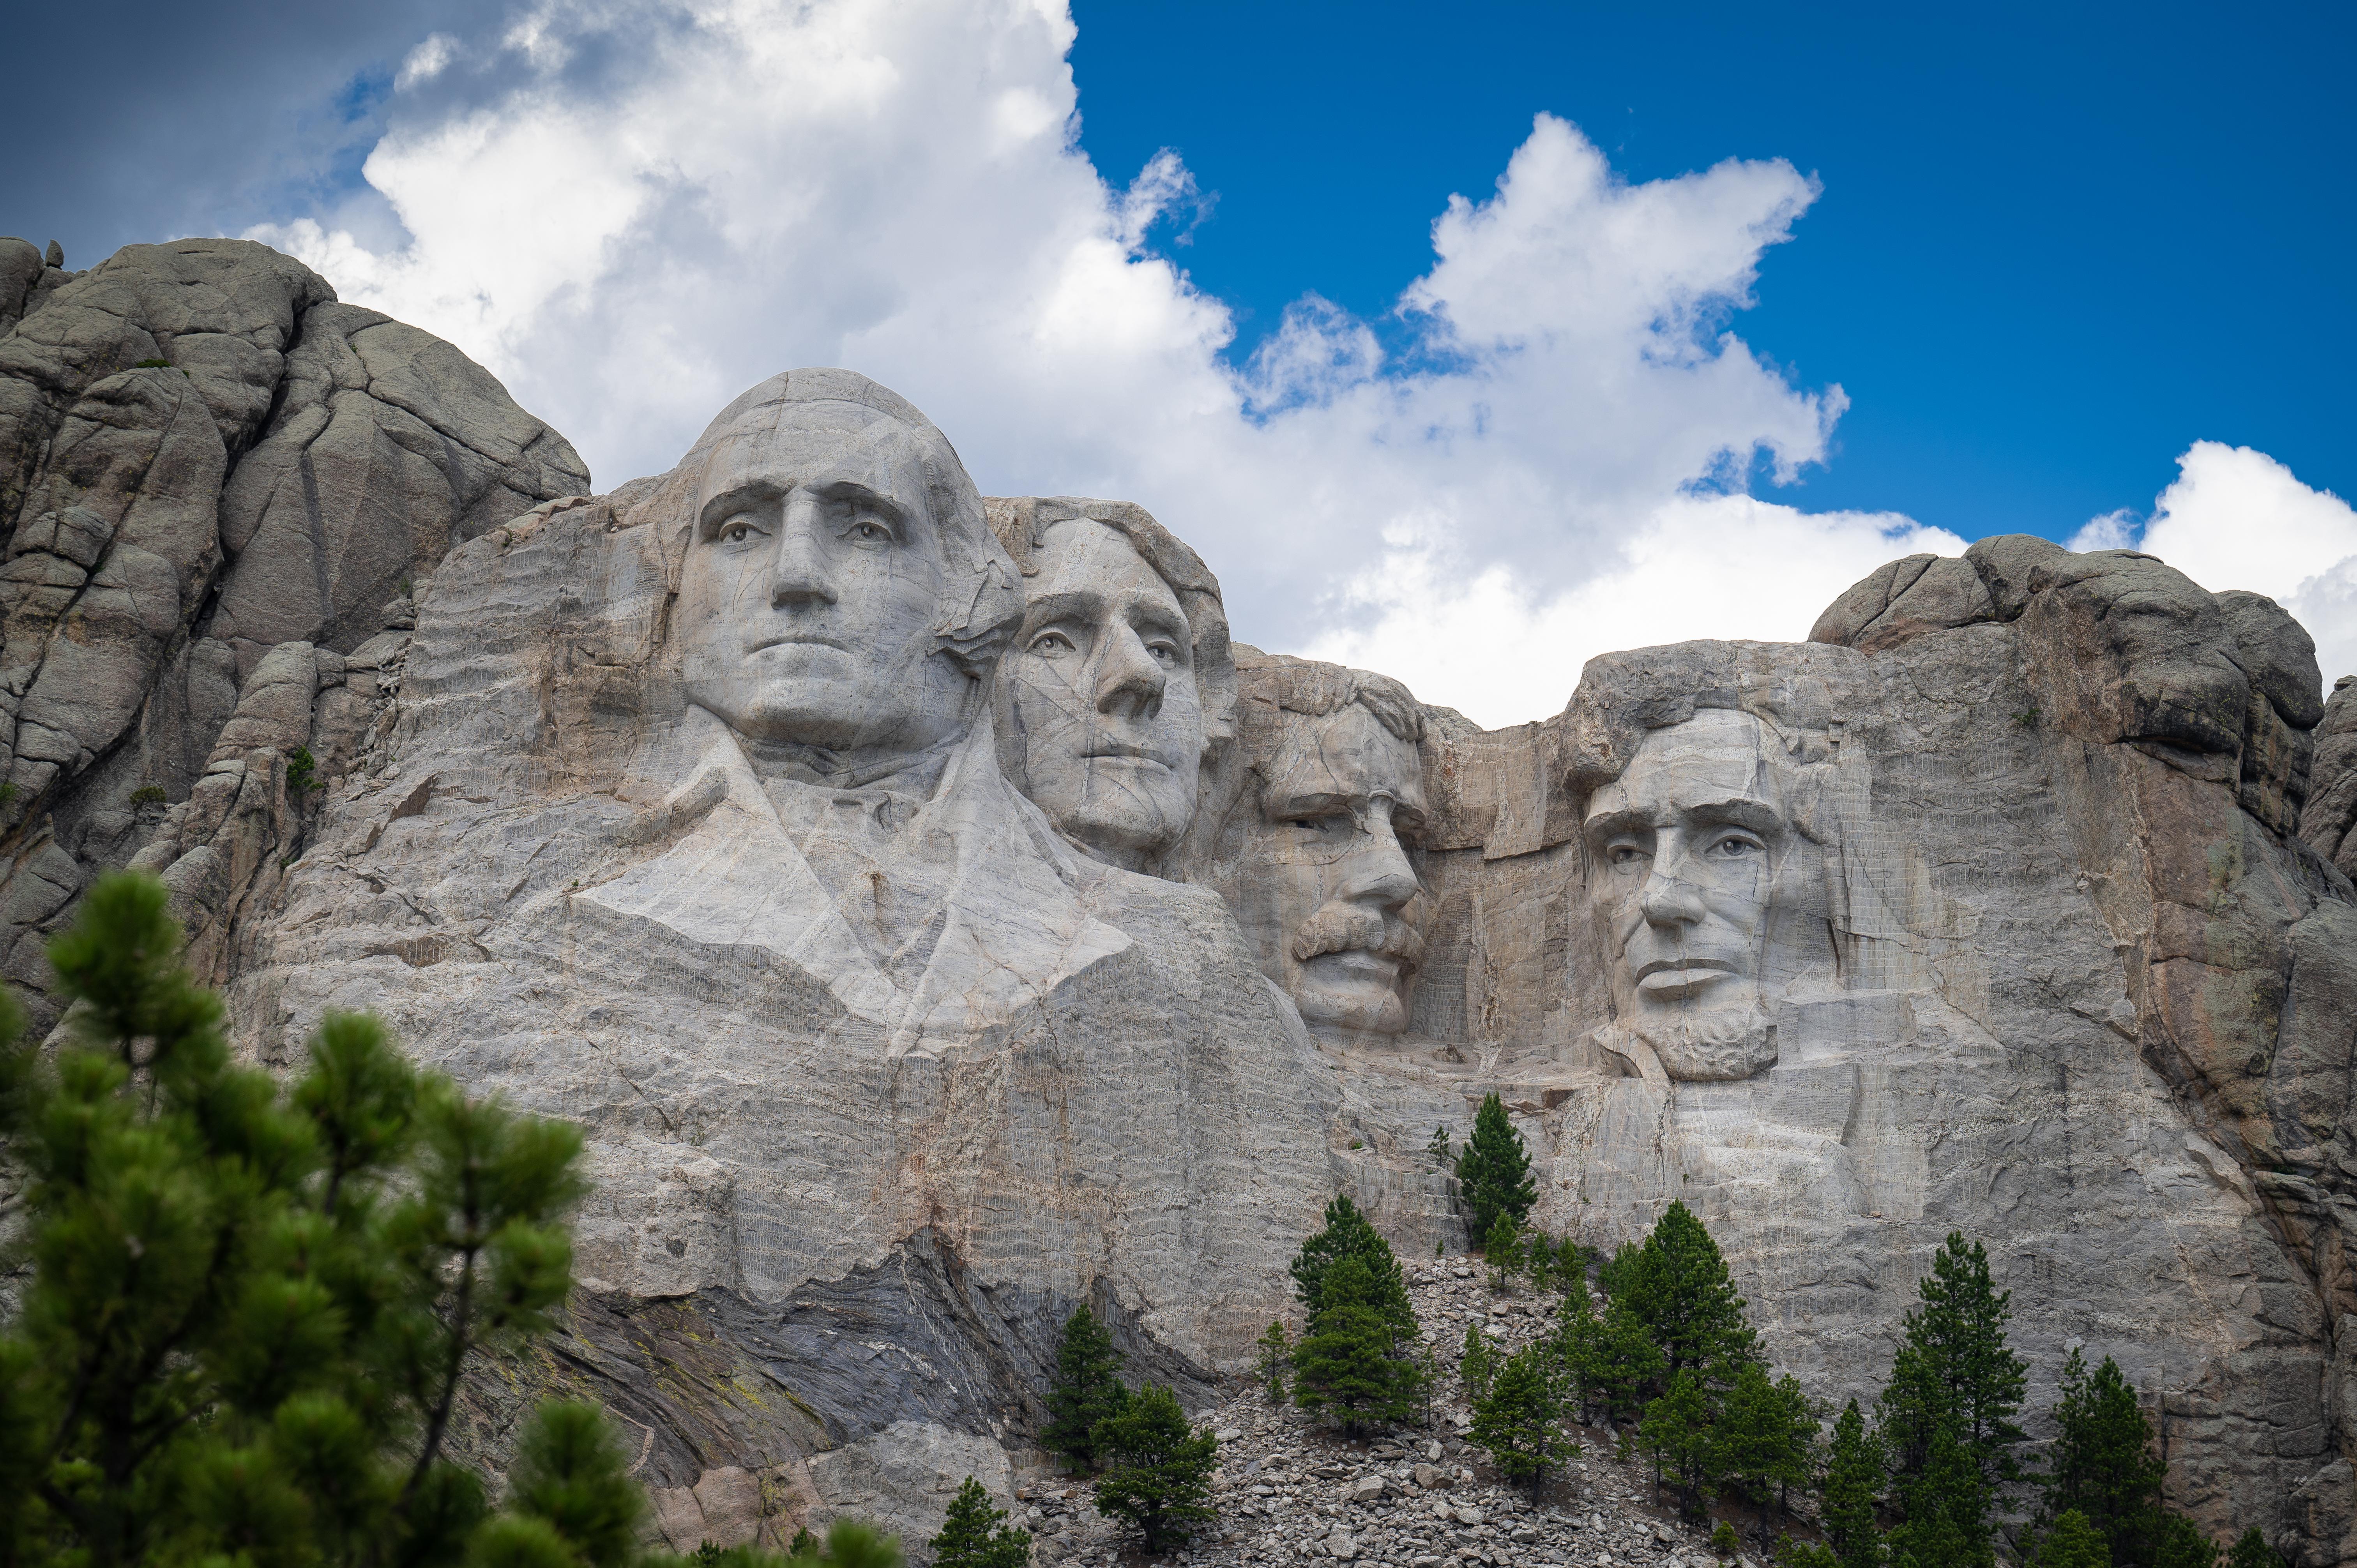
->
xmin=1030 ymin=631 xmax=1077 ymax=657
xmin=1147 ymin=641 xmax=1180 ymax=667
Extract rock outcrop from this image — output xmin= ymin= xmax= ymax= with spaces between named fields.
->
xmin=10 ymin=252 xmax=2357 ymax=1562
xmin=0 ymin=236 xmax=587 ymax=1026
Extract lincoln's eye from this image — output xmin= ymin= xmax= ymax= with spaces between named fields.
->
xmin=1608 ymin=842 xmax=1645 ymax=866
xmin=1707 ymin=832 xmax=1764 ymax=858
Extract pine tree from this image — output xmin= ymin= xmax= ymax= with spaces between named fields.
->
xmin=1638 ymin=1369 xmax=1719 ymax=1519
xmin=1254 ymin=1321 xmax=1294 ymax=1404
xmin=2032 ymin=1510 xmax=2114 ymax=1568
xmin=1292 ymin=1254 xmax=1424 ymax=1433
xmin=1885 ymin=1427 xmax=1992 ymax=1568
xmin=1461 ymin=1322 xmax=1499 ymax=1404
xmin=929 ymin=1476 xmax=1032 ymax=1568
xmin=1819 ymin=1398 xmax=1887 ymax=1568
xmin=1290 ymin=1194 xmax=1417 ymax=1341
xmin=1092 ymin=1383 xmax=1218 ymax=1551
xmin=1557 ymin=1294 xmax=1664 ymax=1427
xmin=1454 ymin=1093 xmax=1537 ymax=1239
xmin=1468 ymin=1342 xmax=1575 ymax=1488
xmin=1716 ymin=1362 xmax=1816 ymax=1540
xmin=2226 ymin=1528 xmax=2287 ymax=1568
xmin=1525 ymin=1232 xmax=1557 ymax=1293
xmin=1622 ymin=1201 xmax=1757 ymax=1377
xmin=1877 ymin=1233 xmax=2027 ymax=1504
xmin=1426 ymin=1124 xmax=1453 ymax=1171
xmin=1483 ymin=1211 xmax=1523 ymax=1290
xmin=1043 ymin=1305 xmax=1131 ymax=1471
xmin=2044 ymin=1351 xmax=2187 ymax=1568
xmin=470 ymin=1402 xmax=645 ymax=1568
xmin=0 ymin=871 xmax=593 ymax=1568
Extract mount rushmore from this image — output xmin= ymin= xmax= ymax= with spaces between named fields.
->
xmin=6 ymin=236 xmax=2357 ymax=1561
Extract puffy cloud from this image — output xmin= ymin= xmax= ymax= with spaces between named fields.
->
xmin=249 ymin=0 xmax=1964 ymax=725
xmin=2074 ymin=442 xmax=2357 ymax=683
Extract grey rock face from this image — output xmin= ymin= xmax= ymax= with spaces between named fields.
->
xmin=0 ymin=236 xmax=586 ymax=1026
xmin=2303 ymin=677 xmax=2357 ymax=883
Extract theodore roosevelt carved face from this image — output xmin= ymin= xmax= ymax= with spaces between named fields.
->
xmin=676 ymin=398 xmax=980 ymax=765
xmin=995 ymin=518 xmax=1205 ymax=870
xmin=1213 ymin=662 xmax=1429 ymax=1041
xmin=1581 ymin=707 xmax=1812 ymax=1080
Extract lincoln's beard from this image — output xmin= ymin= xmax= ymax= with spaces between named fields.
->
xmin=1620 ymin=992 xmax=1776 ymax=1082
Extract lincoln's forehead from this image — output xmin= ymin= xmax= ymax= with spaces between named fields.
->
xmin=1588 ymin=711 xmax=1787 ymax=823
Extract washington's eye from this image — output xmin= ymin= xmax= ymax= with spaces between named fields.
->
xmin=849 ymin=519 xmax=892 ymax=543
xmin=717 ymin=516 xmax=763 ymax=545
xmin=1030 ymin=631 xmax=1077 ymax=657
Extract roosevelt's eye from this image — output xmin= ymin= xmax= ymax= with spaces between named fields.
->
xmin=1030 ymin=630 xmax=1078 ymax=657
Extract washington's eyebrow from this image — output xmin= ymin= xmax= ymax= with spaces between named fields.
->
xmin=698 ymin=481 xmax=783 ymax=534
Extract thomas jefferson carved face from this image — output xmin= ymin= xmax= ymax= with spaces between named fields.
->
xmin=1223 ymin=701 xmax=1428 ymax=1038
xmin=677 ymin=402 xmax=974 ymax=759
xmin=1581 ymin=708 xmax=1800 ymax=1079
xmin=995 ymin=519 xmax=1205 ymax=870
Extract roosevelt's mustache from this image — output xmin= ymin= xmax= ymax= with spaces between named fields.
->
xmin=1290 ymin=905 xmax=1425 ymax=972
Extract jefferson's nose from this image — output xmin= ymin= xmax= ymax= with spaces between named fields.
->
xmin=1337 ymin=799 xmax=1419 ymax=913
xmin=1094 ymin=625 xmax=1167 ymax=720
xmin=771 ymin=494 xmax=837 ymax=607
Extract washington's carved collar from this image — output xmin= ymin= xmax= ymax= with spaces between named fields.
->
xmin=730 ymin=730 xmax=965 ymax=798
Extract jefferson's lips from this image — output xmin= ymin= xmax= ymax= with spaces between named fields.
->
xmin=1307 ymin=951 xmax=1400 ymax=980
xmin=1085 ymin=742 xmax=1169 ymax=764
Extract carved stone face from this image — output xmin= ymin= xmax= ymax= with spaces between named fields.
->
xmin=1227 ymin=703 xmax=1428 ymax=1037
xmin=995 ymin=519 xmax=1205 ymax=870
xmin=676 ymin=402 xmax=973 ymax=758
xmin=1581 ymin=709 xmax=1794 ymax=1068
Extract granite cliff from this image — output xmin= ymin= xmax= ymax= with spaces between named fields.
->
xmin=5 ymin=240 xmax=2357 ymax=1564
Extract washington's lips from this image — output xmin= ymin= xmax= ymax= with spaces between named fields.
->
xmin=750 ymin=632 xmax=850 ymax=653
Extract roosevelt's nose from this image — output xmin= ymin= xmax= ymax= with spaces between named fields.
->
xmin=1094 ymin=625 xmax=1167 ymax=721
xmin=771 ymin=493 xmax=837 ymax=607
xmin=1337 ymin=798 xmax=1420 ymax=913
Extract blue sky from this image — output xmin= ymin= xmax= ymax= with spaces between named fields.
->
xmin=4 ymin=1 xmax=2352 ymax=721
xmin=1069 ymin=1 xmax=2354 ymax=544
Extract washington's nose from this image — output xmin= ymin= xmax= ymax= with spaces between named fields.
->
xmin=1095 ymin=625 xmax=1168 ymax=721
xmin=771 ymin=494 xmax=837 ymax=607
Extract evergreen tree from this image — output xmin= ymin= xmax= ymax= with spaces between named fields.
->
xmin=1716 ymin=1363 xmax=1817 ymax=1540
xmin=2226 ymin=1528 xmax=2287 ymax=1568
xmin=1599 ymin=1240 xmax=1646 ymax=1305
xmin=1461 ymin=1323 xmax=1499 ymax=1404
xmin=1482 ymin=1212 xmax=1523 ymax=1290
xmin=1556 ymin=1294 xmax=1664 ymax=1427
xmin=470 ymin=1402 xmax=645 ymax=1568
xmin=1289 ymin=1194 xmax=1417 ymax=1341
xmin=929 ymin=1476 xmax=1032 ymax=1568
xmin=0 ymin=871 xmax=593 ymax=1568
xmin=1426 ymin=1124 xmax=1453 ymax=1172
xmin=2032 ymin=1510 xmax=2114 ymax=1568
xmin=1819 ymin=1398 xmax=1887 ymax=1568
xmin=1638 ymin=1369 xmax=1721 ymax=1519
xmin=1621 ymin=1201 xmax=1757 ymax=1377
xmin=2043 ymin=1350 xmax=2198 ymax=1568
xmin=1091 ymin=1384 xmax=1218 ymax=1552
xmin=1042 ymin=1305 xmax=1131 ymax=1471
xmin=1254 ymin=1321 xmax=1293 ymax=1404
xmin=2151 ymin=1513 xmax=2221 ymax=1568
xmin=1454 ymin=1093 xmax=1537 ymax=1239
xmin=1877 ymin=1233 xmax=2027 ymax=1504
xmin=1525 ymin=1232 xmax=1557 ymax=1293
xmin=1884 ymin=1427 xmax=1992 ymax=1568
xmin=1468 ymin=1343 xmax=1576 ymax=1488
xmin=1292 ymin=1254 xmax=1424 ymax=1433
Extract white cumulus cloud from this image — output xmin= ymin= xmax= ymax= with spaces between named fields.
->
xmin=2073 ymin=441 xmax=2357 ymax=684
xmin=247 ymin=0 xmax=1989 ymax=724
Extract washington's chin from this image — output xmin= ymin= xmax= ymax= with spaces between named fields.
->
xmin=686 ymin=676 xmax=957 ymax=753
